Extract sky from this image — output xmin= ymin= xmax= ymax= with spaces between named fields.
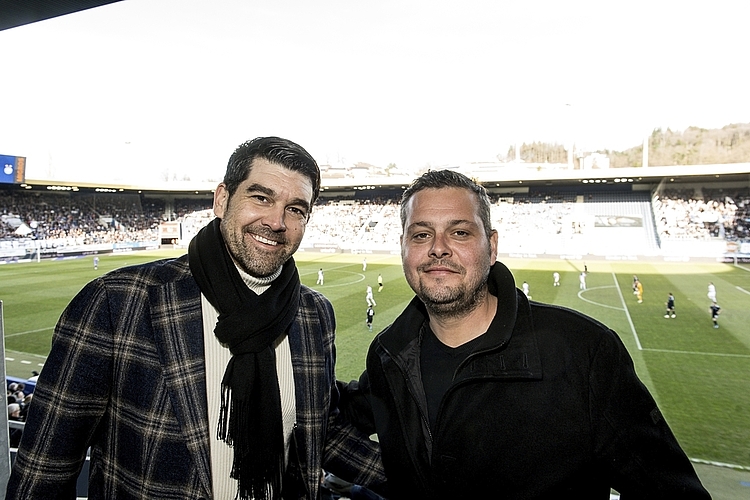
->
xmin=1 ymin=0 xmax=749 ymax=185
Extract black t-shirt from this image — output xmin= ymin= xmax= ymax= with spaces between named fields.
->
xmin=420 ymin=324 xmax=484 ymax=431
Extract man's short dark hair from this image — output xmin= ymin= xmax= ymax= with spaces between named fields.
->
xmin=223 ymin=136 xmax=321 ymax=206
xmin=400 ymin=169 xmax=493 ymax=238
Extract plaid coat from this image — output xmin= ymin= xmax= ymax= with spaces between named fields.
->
xmin=6 ymin=255 xmax=384 ymax=499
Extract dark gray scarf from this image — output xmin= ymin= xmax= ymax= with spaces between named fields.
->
xmin=188 ymin=218 xmax=300 ymax=500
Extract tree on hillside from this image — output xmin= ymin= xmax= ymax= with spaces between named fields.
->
xmin=603 ymin=123 xmax=750 ymax=167
xmin=506 ymin=142 xmax=568 ymax=164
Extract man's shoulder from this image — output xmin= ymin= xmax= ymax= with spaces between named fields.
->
xmin=528 ymin=301 xmax=616 ymax=342
xmin=524 ymin=302 xmax=632 ymax=368
xmin=297 ymin=285 xmax=335 ymax=334
xmin=104 ymin=254 xmax=191 ymax=283
xmin=105 ymin=254 xmax=190 ymax=276
xmin=300 ymin=284 xmax=333 ymax=306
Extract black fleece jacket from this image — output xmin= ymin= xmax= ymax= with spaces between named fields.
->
xmin=343 ymin=262 xmax=710 ymax=499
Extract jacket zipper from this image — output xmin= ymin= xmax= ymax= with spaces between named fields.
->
xmin=378 ymin=340 xmax=435 ymax=490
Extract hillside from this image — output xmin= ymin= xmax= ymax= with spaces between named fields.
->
xmin=506 ymin=123 xmax=750 ymax=168
xmin=605 ymin=123 xmax=750 ymax=167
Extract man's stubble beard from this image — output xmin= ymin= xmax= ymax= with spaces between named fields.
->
xmin=412 ymin=269 xmax=490 ymax=320
xmin=221 ymin=220 xmax=298 ymax=278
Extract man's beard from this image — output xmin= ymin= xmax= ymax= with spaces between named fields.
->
xmin=221 ymin=221 xmax=296 ymax=278
xmin=414 ymin=269 xmax=489 ymax=319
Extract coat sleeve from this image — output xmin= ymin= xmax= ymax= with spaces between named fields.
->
xmin=321 ymin=379 xmax=387 ymax=494
xmin=6 ymin=277 xmax=114 ymax=500
xmin=589 ymin=330 xmax=710 ymax=499
xmin=302 ymin=294 xmax=386 ymax=494
xmin=335 ymin=376 xmax=377 ymax=436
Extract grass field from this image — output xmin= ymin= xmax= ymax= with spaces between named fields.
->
xmin=2 ymin=249 xmax=750 ymax=497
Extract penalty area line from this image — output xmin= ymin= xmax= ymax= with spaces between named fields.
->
xmin=5 ymin=327 xmax=54 ymax=337
xmin=691 ymin=457 xmax=750 ymax=471
xmin=612 ymin=272 xmax=643 ymax=351
xmin=642 ymin=348 xmax=750 ymax=359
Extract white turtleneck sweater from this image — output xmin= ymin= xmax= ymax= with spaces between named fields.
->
xmin=201 ymin=265 xmax=297 ymax=499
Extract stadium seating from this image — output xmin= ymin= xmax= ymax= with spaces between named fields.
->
xmin=2 ymin=184 xmax=749 ymax=259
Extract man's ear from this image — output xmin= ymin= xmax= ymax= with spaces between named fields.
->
xmin=213 ymin=183 xmax=229 ymax=218
xmin=489 ymin=229 xmax=499 ymax=263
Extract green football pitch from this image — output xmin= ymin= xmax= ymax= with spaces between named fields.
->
xmin=2 ymin=249 xmax=749 ymax=498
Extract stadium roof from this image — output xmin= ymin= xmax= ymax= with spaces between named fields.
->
xmin=15 ymin=162 xmax=750 ymax=196
xmin=0 ymin=0 xmax=122 ymax=31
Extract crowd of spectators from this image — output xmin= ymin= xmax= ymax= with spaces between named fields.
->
xmin=305 ymin=187 xmax=750 ymax=253
xmin=302 ymin=194 xmax=585 ymax=252
xmin=0 ymin=190 xmax=166 ymax=245
xmin=3 ymin=186 xmax=750 ymax=253
xmin=492 ymin=198 xmax=574 ymax=241
xmin=171 ymin=198 xmax=214 ymax=221
xmin=303 ymin=197 xmax=402 ymax=249
xmin=652 ymin=188 xmax=750 ymax=241
xmin=7 ymin=380 xmax=33 ymax=448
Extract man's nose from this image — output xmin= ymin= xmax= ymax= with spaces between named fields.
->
xmin=428 ymin=234 xmax=451 ymax=258
xmin=262 ymin=206 xmax=287 ymax=231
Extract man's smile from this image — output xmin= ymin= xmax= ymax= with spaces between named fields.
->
xmin=249 ymin=232 xmax=281 ymax=246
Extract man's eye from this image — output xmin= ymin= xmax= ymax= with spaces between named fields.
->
xmin=289 ymin=207 xmax=307 ymax=217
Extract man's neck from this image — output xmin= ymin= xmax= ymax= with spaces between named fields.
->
xmin=427 ymin=293 xmax=497 ymax=348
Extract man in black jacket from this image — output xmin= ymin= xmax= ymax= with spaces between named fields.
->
xmin=343 ymin=169 xmax=710 ymax=499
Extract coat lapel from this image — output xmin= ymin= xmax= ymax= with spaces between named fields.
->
xmin=149 ymin=264 xmax=212 ymax=498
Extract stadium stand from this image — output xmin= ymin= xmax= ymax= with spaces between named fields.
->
xmin=2 ymin=166 xmax=750 ymax=262
xmin=0 ymin=190 xmax=162 ymax=242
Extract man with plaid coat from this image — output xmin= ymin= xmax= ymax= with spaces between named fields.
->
xmin=6 ymin=137 xmax=385 ymax=499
